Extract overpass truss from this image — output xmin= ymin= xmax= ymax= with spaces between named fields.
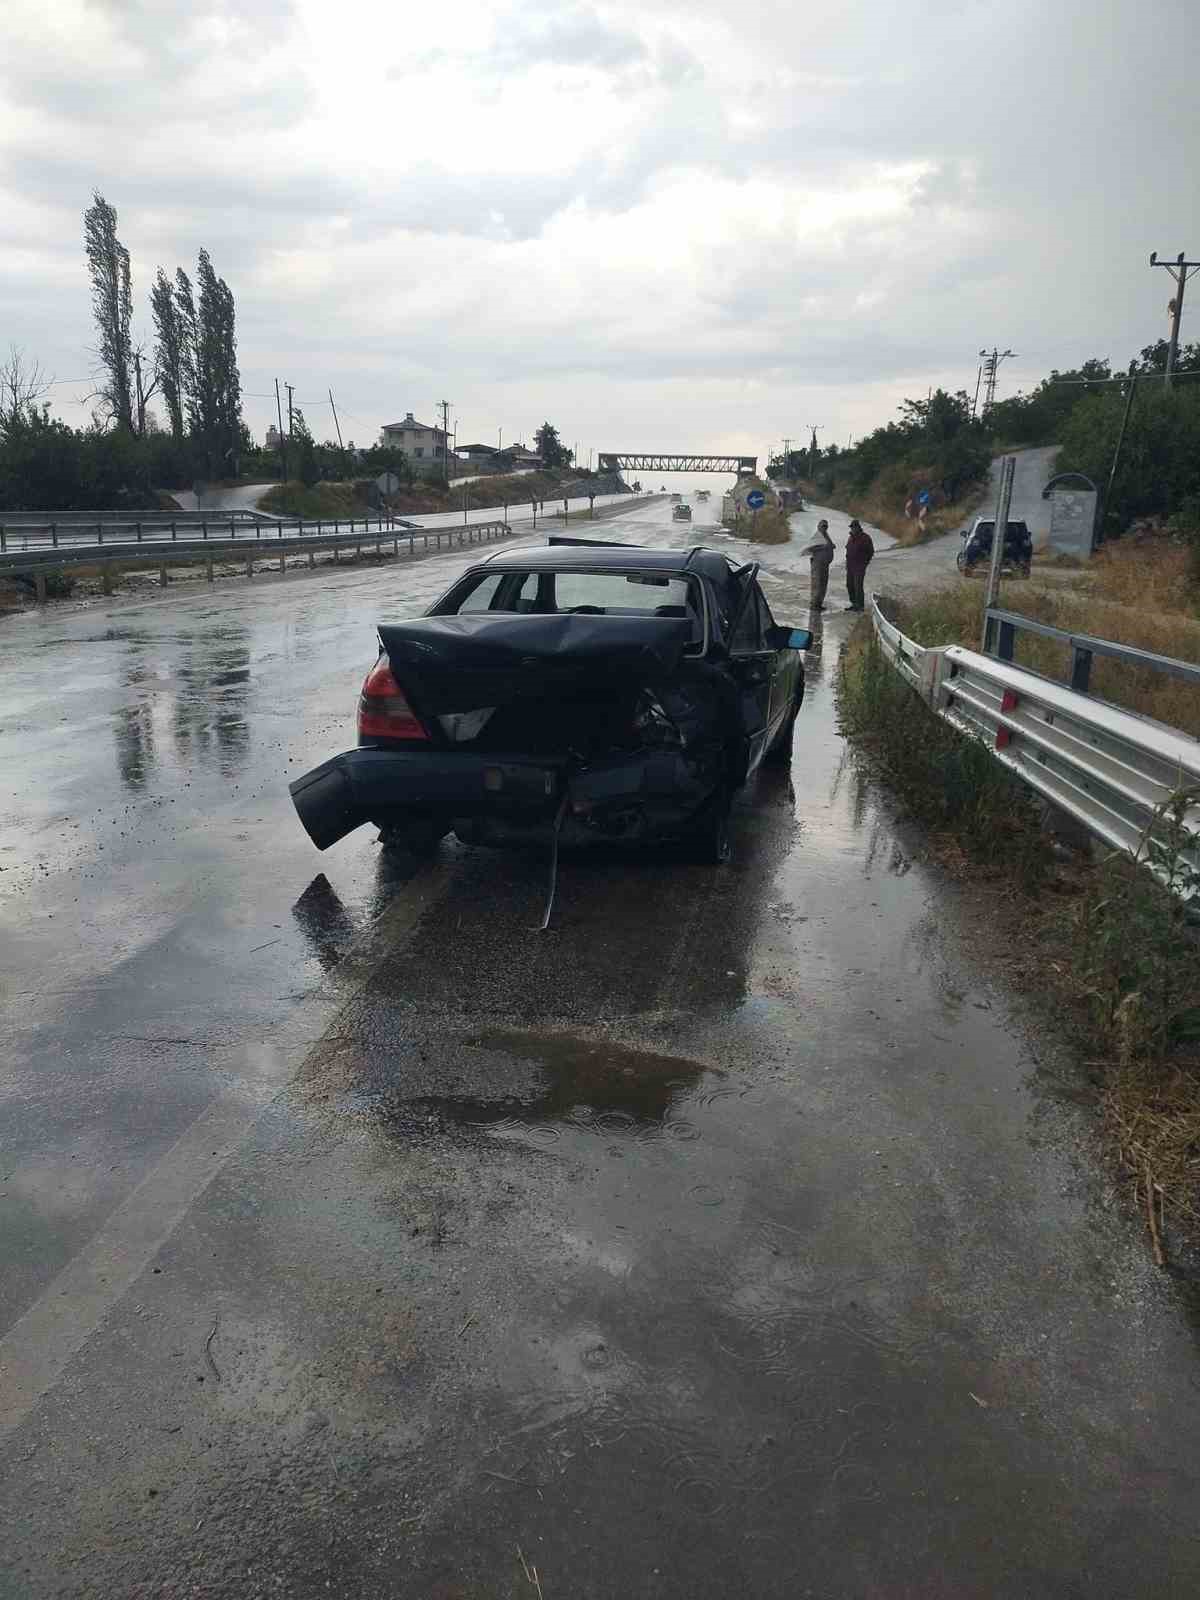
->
xmin=597 ymin=453 xmax=757 ymax=475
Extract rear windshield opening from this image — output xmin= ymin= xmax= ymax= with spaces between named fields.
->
xmin=443 ymin=569 xmax=703 ymax=643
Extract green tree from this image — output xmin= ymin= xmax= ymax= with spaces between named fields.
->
xmin=535 ymin=421 xmax=568 ymax=468
xmin=174 ymin=268 xmax=199 ymax=436
xmin=1132 ymin=338 xmax=1200 ymax=376
xmin=83 ymin=192 xmax=134 ymax=431
xmin=291 ymin=409 xmax=319 ymax=485
xmin=193 ymin=249 xmax=243 ymax=476
xmin=150 ymin=268 xmax=186 ymax=439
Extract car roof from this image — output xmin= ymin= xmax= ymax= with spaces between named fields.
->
xmin=476 ymin=539 xmax=738 ymax=583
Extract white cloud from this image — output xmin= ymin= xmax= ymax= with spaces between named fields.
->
xmin=0 ymin=0 xmax=1197 ymax=456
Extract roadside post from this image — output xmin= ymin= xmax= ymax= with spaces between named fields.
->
xmin=746 ymin=487 xmax=766 ymax=536
xmin=981 ymin=454 xmax=1016 ymax=650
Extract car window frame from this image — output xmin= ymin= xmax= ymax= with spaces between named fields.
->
xmin=436 ymin=566 xmax=709 ymax=654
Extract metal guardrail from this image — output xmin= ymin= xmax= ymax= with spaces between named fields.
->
xmin=984 ymin=605 xmax=1200 ymax=693
xmin=0 ymin=511 xmax=422 ymax=553
xmin=869 ymin=594 xmax=1200 ymax=898
xmin=1 ymin=519 xmax=515 ymax=600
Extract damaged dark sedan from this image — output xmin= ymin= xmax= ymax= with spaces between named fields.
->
xmin=290 ymin=538 xmax=811 ymax=864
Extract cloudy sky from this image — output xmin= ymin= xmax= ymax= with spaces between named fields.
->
xmin=3 ymin=0 xmax=1198 ymax=463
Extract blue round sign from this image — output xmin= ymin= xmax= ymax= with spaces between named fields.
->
xmin=746 ymin=490 xmax=766 ymax=510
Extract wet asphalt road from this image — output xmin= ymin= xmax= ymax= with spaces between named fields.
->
xmin=3 ymin=497 xmax=1200 ymax=1597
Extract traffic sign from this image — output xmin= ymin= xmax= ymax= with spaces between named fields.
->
xmin=746 ymin=489 xmax=766 ymax=510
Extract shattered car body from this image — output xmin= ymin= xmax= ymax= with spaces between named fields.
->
xmin=290 ymin=539 xmax=811 ymax=862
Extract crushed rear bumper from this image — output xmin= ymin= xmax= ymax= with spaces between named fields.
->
xmin=289 ymin=746 xmax=715 ymax=851
xmin=289 ymin=748 xmax=563 ymax=850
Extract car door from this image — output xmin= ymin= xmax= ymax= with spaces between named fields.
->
xmin=726 ymin=567 xmax=775 ymax=775
xmin=753 ymin=583 xmax=796 ymax=741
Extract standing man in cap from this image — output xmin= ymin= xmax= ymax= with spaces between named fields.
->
xmin=804 ymin=519 xmax=835 ymax=611
xmin=844 ymin=519 xmax=875 ymax=611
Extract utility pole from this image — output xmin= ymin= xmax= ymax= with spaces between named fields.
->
xmin=978 ymin=348 xmax=1015 ymax=413
xmin=971 ymin=362 xmax=983 ymax=419
xmin=274 ymin=378 xmax=288 ymax=482
xmin=437 ymin=399 xmax=452 ymax=484
xmin=981 ymin=454 xmax=1016 ymax=647
xmin=1149 ymin=251 xmax=1200 ymax=387
xmin=781 ymin=438 xmax=791 ymax=479
xmin=806 ymin=425 xmax=823 ymax=476
xmin=328 ymin=389 xmax=345 ymax=451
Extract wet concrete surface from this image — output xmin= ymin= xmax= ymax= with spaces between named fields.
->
xmin=3 ymin=497 xmax=1200 ymax=1596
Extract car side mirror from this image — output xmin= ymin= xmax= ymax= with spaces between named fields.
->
xmin=769 ymin=625 xmax=812 ymax=650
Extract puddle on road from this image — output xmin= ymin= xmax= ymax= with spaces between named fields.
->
xmin=367 ymin=1029 xmax=712 ymax=1148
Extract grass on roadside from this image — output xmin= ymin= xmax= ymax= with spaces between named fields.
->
xmin=804 ymin=479 xmax=989 ymax=548
xmin=736 ymin=508 xmax=790 ymax=545
xmin=838 ymin=621 xmax=1200 ymax=1258
xmin=885 ymin=556 xmax=1200 ymax=737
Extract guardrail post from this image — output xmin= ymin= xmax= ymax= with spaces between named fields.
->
xmin=1071 ymin=647 xmax=1093 ymax=693
xmin=298 ymin=519 xmax=304 ymax=539
xmin=98 ymin=525 xmax=104 ymax=546
xmin=202 ymin=521 xmax=208 ymax=541
xmin=52 ymin=523 xmax=59 ymax=548
xmin=230 ymin=516 xmax=236 ymax=539
xmin=0 ymin=528 xmax=5 ymax=552
xmin=171 ymin=520 xmax=177 ymax=542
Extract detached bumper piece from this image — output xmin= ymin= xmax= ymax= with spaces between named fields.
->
xmin=289 ymin=748 xmax=562 ymax=850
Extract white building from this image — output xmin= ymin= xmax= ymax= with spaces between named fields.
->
xmin=379 ymin=412 xmax=447 ymax=471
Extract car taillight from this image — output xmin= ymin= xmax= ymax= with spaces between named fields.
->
xmin=358 ymin=656 xmax=429 ymax=741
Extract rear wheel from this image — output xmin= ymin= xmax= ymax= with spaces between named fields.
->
xmin=685 ymin=785 xmax=732 ymax=865
xmin=376 ymin=816 xmax=449 ymax=854
xmin=763 ymin=705 xmax=797 ymax=765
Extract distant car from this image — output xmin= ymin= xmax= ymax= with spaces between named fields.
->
xmin=289 ymin=539 xmax=811 ymax=865
xmin=672 ymin=503 xmax=692 ymax=521
xmin=957 ymin=518 xmax=1033 ymax=577
xmin=696 ymin=489 xmax=711 ymax=501
xmin=669 ymin=493 xmax=682 ymax=502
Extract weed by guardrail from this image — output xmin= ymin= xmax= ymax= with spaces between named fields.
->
xmin=841 ymin=615 xmax=1200 ymax=1258
xmin=837 ymin=623 xmax=1051 ymax=886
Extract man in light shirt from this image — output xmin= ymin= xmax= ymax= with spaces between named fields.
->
xmin=804 ymin=519 xmax=835 ymax=610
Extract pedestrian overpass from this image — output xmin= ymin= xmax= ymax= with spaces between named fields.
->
xmin=596 ymin=452 xmax=757 ymax=475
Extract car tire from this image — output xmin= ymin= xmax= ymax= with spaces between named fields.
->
xmin=763 ymin=705 xmax=798 ymax=765
xmin=376 ymin=816 xmax=449 ymax=854
xmin=686 ymin=785 xmax=733 ymax=865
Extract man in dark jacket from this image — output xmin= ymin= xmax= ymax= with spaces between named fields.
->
xmin=845 ymin=519 xmax=874 ymax=610
xmin=805 ymin=519 xmax=835 ymax=609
